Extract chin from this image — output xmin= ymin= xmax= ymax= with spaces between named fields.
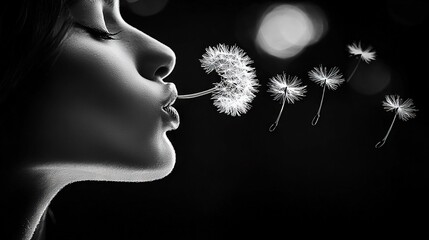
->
xmin=115 ymin=132 xmax=177 ymax=182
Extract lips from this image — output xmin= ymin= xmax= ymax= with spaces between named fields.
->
xmin=161 ymin=83 xmax=180 ymax=130
xmin=162 ymin=94 xmax=176 ymax=110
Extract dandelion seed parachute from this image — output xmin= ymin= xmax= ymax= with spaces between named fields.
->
xmin=382 ymin=95 xmax=417 ymax=121
xmin=346 ymin=42 xmax=376 ymax=82
xmin=375 ymin=95 xmax=418 ymax=148
xmin=178 ymin=44 xmax=259 ymax=116
xmin=348 ymin=42 xmax=376 ymax=63
xmin=267 ymin=73 xmax=307 ymax=131
xmin=308 ymin=65 xmax=344 ymax=90
xmin=308 ymin=65 xmax=344 ymax=126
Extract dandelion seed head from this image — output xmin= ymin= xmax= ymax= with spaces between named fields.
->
xmin=200 ymin=44 xmax=259 ymax=116
xmin=267 ymin=73 xmax=307 ymax=104
xmin=308 ymin=65 xmax=344 ymax=90
xmin=382 ymin=95 xmax=418 ymax=121
xmin=348 ymin=41 xmax=376 ymax=63
xmin=212 ymin=94 xmax=252 ymax=117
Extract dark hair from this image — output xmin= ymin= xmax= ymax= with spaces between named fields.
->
xmin=0 ymin=0 xmax=74 ymax=164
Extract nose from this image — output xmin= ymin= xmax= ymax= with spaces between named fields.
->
xmin=132 ymin=31 xmax=176 ymax=80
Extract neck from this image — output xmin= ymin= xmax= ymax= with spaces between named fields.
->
xmin=2 ymin=167 xmax=69 ymax=240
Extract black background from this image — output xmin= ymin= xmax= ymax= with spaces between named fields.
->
xmin=50 ymin=0 xmax=428 ymax=239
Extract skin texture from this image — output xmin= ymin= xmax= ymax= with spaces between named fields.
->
xmin=27 ymin=0 xmax=179 ymax=180
xmin=3 ymin=0 xmax=179 ymax=239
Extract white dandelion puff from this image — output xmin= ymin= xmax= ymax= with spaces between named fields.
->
xmin=375 ymin=95 xmax=418 ymax=148
xmin=346 ymin=41 xmax=376 ymax=82
xmin=267 ymin=73 xmax=307 ymax=131
xmin=348 ymin=42 xmax=376 ymax=63
xmin=308 ymin=65 xmax=344 ymax=90
xmin=178 ymin=44 xmax=259 ymax=116
xmin=382 ymin=95 xmax=417 ymax=121
xmin=308 ymin=65 xmax=344 ymax=126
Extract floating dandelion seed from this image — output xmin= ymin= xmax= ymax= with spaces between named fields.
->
xmin=178 ymin=44 xmax=259 ymax=116
xmin=375 ymin=95 xmax=418 ymax=148
xmin=267 ymin=73 xmax=307 ymax=131
xmin=308 ymin=65 xmax=344 ymax=126
xmin=346 ymin=42 xmax=376 ymax=82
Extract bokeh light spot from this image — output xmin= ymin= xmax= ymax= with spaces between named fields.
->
xmin=255 ymin=3 xmax=327 ymax=59
xmin=126 ymin=0 xmax=168 ymax=17
xmin=349 ymin=60 xmax=391 ymax=95
xmin=388 ymin=0 xmax=428 ymax=26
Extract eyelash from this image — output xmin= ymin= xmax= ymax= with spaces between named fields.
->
xmin=73 ymin=22 xmax=121 ymax=41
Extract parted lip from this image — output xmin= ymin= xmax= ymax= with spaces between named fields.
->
xmin=161 ymin=82 xmax=180 ymax=130
xmin=162 ymin=83 xmax=178 ymax=109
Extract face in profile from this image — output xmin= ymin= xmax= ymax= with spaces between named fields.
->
xmin=26 ymin=0 xmax=180 ymax=182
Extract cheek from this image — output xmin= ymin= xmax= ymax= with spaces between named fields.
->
xmin=58 ymin=37 xmax=162 ymax=133
xmin=39 ymin=36 xmax=172 ymax=172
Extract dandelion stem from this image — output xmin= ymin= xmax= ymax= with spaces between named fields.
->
xmin=312 ymin=82 xmax=326 ymax=126
xmin=375 ymin=112 xmax=398 ymax=148
xmin=269 ymin=89 xmax=287 ymax=132
xmin=346 ymin=57 xmax=361 ymax=82
xmin=177 ymin=87 xmax=217 ymax=99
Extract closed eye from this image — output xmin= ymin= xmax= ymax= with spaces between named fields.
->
xmin=73 ymin=22 xmax=121 ymax=41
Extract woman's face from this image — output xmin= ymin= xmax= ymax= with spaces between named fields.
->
xmin=26 ymin=0 xmax=179 ymax=181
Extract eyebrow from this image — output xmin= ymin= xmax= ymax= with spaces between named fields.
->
xmin=68 ymin=0 xmax=115 ymax=8
xmin=102 ymin=0 xmax=115 ymax=7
